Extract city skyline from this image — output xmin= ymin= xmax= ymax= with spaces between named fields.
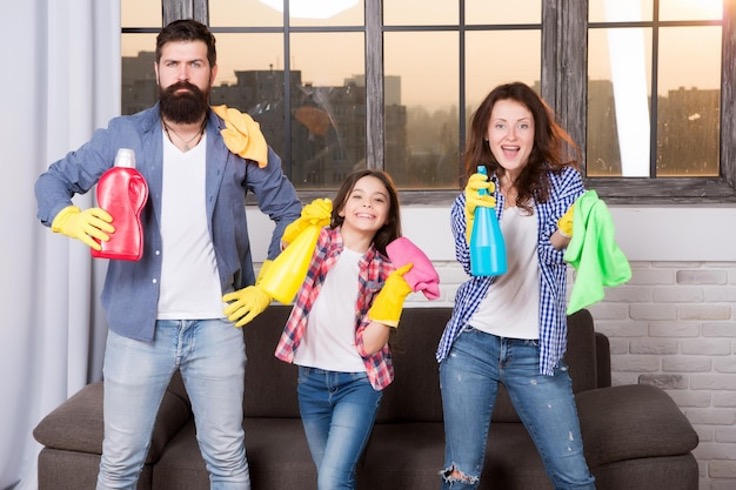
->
xmin=122 ymin=0 xmax=723 ymax=111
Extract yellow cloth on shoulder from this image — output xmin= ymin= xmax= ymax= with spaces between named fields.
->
xmin=211 ymin=105 xmax=268 ymax=168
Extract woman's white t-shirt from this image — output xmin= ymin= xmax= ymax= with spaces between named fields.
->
xmin=469 ymin=206 xmax=541 ymax=339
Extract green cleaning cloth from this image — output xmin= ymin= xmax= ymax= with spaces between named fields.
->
xmin=563 ymin=190 xmax=632 ymax=315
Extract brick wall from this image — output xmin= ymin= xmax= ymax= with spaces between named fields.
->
xmin=407 ymin=260 xmax=736 ymax=490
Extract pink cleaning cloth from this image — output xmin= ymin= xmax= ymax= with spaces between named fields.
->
xmin=386 ymin=237 xmax=441 ymax=300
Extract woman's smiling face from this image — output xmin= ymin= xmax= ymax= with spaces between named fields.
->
xmin=486 ymin=98 xmax=535 ymax=178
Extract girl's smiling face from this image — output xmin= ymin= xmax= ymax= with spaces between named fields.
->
xmin=486 ymin=98 xmax=535 ymax=178
xmin=338 ymin=175 xmax=390 ymax=235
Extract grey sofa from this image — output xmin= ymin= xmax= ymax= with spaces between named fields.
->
xmin=33 ymin=307 xmax=699 ymax=489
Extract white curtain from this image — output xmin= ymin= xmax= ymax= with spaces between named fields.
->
xmin=0 ymin=1 xmax=120 ymax=488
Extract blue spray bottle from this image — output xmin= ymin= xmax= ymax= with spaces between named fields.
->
xmin=469 ymin=165 xmax=507 ymax=276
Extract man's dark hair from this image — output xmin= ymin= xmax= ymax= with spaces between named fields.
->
xmin=156 ymin=19 xmax=217 ymax=67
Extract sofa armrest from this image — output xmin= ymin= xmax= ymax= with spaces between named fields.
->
xmin=33 ymin=382 xmax=106 ymax=455
xmin=576 ymin=384 xmax=698 ymax=468
xmin=33 ymin=377 xmax=193 ymax=464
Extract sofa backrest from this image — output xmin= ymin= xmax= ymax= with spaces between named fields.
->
xmin=238 ymin=306 xmax=604 ymax=425
xmin=242 ymin=306 xmax=301 ymax=418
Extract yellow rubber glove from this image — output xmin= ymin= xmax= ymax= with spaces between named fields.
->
xmin=557 ymin=204 xmax=575 ymax=238
xmin=223 ymin=286 xmax=271 ymax=328
xmin=51 ymin=205 xmax=115 ymax=251
xmin=464 ymin=173 xmax=496 ymax=244
xmin=367 ymin=263 xmax=414 ymax=328
xmin=282 ymin=198 xmax=332 ymax=245
xmin=221 ymin=260 xmax=274 ymax=328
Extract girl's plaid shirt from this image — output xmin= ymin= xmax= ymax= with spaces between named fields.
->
xmin=274 ymin=226 xmax=396 ymax=390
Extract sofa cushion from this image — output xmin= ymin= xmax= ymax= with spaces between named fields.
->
xmin=376 ymin=308 xmax=451 ymax=423
xmin=360 ymin=422 xmax=554 ymax=490
xmin=37 ymin=448 xmax=154 ymax=490
xmin=152 ymin=418 xmax=315 ymax=490
xmin=592 ymin=454 xmax=699 ymax=490
xmin=576 ymin=384 xmax=699 ymax=467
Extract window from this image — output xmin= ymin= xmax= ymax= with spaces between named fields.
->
xmin=122 ymin=0 xmax=736 ymax=203
xmin=580 ymin=0 xmax=735 ymax=202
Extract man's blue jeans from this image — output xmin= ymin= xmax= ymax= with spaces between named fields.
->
xmin=297 ymin=367 xmax=382 ymax=490
xmin=439 ymin=326 xmax=595 ymax=490
xmin=97 ymin=319 xmax=250 ymax=490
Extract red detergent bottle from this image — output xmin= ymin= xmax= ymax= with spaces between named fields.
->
xmin=91 ymin=148 xmax=148 ymax=261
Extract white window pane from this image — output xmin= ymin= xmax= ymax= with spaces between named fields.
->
xmin=587 ymin=28 xmax=652 ymax=177
xmin=589 ymin=0 xmax=653 ymax=23
xmin=384 ymin=0 xmax=458 ymax=25
xmin=465 ymin=0 xmax=541 ymax=24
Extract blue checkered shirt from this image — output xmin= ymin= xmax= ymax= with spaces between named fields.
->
xmin=436 ymin=167 xmax=585 ymax=375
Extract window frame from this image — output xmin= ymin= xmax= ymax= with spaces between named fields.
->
xmin=156 ymin=0 xmax=736 ymax=204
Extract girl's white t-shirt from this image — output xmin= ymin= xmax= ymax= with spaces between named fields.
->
xmin=294 ymin=247 xmax=367 ymax=372
xmin=469 ymin=206 xmax=541 ymax=339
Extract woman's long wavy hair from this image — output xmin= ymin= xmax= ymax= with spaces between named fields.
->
xmin=464 ymin=82 xmax=581 ymax=213
xmin=330 ymin=169 xmax=402 ymax=256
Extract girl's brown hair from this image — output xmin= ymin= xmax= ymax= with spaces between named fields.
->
xmin=330 ymin=169 xmax=402 ymax=256
xmin=464 ymin=82 xmax=581 ymax=213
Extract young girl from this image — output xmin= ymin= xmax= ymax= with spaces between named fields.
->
xmin=438 ymin=82 xmax=596 ymax=489
xmin=274 ymin=169 xmax=412 ymax=490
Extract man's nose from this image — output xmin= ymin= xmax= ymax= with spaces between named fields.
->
xmin=177 ymin=65 xmax=190 ymax=81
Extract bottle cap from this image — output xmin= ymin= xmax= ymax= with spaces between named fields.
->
xmin=114 ymin=148 xmax=136 ymax=168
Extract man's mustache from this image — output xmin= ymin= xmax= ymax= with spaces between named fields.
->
xmin=164 ymin=81 xmax=202 ymax=96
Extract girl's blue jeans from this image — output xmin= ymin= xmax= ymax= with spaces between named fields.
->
xmin=297 ymin=366 xmax=382 ymax=490
xmin=439 ymin=326 xmax=596 ymax=490
xmin=97 ymin=319 xmax=250 ymax=490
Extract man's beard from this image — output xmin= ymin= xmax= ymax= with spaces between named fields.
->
xmin=159 ymin=81 xmax=210 ymax=124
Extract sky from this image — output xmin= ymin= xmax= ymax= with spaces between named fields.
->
xmin=121 ymin=0 xmax=723 ymax=110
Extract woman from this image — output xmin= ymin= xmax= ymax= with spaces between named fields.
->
xmin=437 ymin=82 xmax=596 ymax=489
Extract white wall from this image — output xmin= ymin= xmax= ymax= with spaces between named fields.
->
xmin=248 ymin=205 xmax=736 ymax=263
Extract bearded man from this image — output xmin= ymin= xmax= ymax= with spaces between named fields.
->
xmin=34 ymin=19 xmax=301 ymax=490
